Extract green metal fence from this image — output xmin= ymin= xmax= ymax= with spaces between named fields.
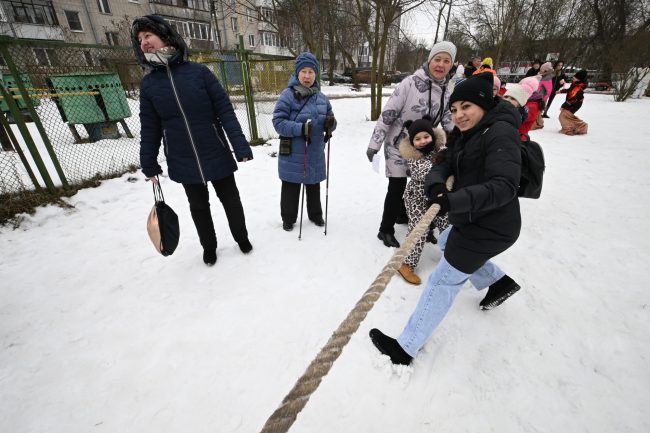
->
xmin=0 ymin=36 xmax=294 ymax=222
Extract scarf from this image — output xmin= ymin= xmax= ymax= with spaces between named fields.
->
xmin=144 ymin=46 xmax=177 ymax=66
xmin=292 ymin=83 xmax=317 ymax=99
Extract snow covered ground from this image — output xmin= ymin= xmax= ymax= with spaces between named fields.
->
xmin=2 ymin=92 xmax=650 ymax=433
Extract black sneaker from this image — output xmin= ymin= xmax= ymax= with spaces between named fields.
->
xmin=369 ymin=328 xmax=412 ymax=366
xmin=377 ymin=231 xmax=400 ymax=248
xmin=203 ymin=249 xmax=217 ymax=266
xmin=480 ymin=275 xmax=521 ymax=310
xmin=310 ymin=216 xmax=325 ymax=227
xmin=239 ymin=239 xmax=253 ymax=254
xmin=283 ymin=222 xmax=294 ymax=231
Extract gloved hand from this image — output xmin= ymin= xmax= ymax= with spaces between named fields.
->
xmin=325 ymin=115 xmax=336 ymax=129
xmin=426 ymin=183 xmax=447 ymax=202
xmin=428 ymin=193 xmax=449 ymax=216
xmin=427 ymin=183 xmax=450 ymax=215
xmin=366 ymin=147 xmax=378 ymax=163
xmin=324 ymin=116 xmax=336 ymax=141
xmin=303 ymin=120 xmax=312 ymax=141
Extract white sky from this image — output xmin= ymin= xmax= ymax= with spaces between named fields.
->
xmin=402 ymin=4 xmax=442 ymax=47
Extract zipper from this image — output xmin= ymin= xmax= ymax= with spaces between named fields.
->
xmin=165 ymin=64 xmax=207 ymax=185
xmin=455 ymin=147 xmax=473 ymax=222
xmin=162 ymin=129 xmax=169 ymax=156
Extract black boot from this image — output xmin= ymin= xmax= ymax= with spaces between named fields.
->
xmin=377 ymin=231 xmax=400 ymax=248
xmin=238 ymin=239 xmax=253 ymax=254
xmin=480 ymin=275 xmax=521 ymax=310
xmin=310 ymin=216 xmax=325 ymax=227
xmin=283 ymin=222 xmax=294 ymax=232
xmin=369 ymin=328 xmax=412 ymax=366
xmin=203 ymin=248 xmax=217 ymax=266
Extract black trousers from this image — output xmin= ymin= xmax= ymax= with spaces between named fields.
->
xmin=544 ymin=91 xmax=557 ymax=115
xmin=281 ymin=180 xmax=322 ymax=224
xmin=182 ymin=174 xmax=248 ymax=250
xmin=379 ymin=176 xmax=407 ymax=234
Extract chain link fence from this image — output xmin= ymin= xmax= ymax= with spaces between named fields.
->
xmin=0 ymin=37 xmax=294 ymax=224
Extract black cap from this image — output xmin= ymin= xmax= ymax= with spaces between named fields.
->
xmin=404 ymin=115 xmax=436 ymax=144
xmin=449 ymin=72 xmax=496 ymax=112
xmin=574 ymin=69 xmax=588 ymax=82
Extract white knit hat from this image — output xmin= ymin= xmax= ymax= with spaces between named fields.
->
xmin=428 ymin=41 xmax=457 ymax=64
xmin=504 ymin=84 xmax=532 ymax=106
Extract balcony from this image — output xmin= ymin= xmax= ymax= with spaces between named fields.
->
xmin=0 ymin=0 xmax=64 ymax=40
xmin=150 ymin=0 xmax=211 ymax=15
xmin=0 ymin=21 xmax=63 ymax=39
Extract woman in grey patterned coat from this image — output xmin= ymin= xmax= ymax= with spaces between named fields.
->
xmin=366 ymin=41 xmax=456 ymax=248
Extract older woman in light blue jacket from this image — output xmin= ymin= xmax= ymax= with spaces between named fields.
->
xmin=272 ymin=52 xmax=336 ymax=232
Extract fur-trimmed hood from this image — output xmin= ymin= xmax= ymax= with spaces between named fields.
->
xmin=399 ymin=126 xmax=447 ymax=160
xmin=131 ymin=15 xmax=188 ymax=70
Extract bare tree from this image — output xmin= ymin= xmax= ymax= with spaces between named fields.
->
xmin=393 ymin=34 xmax=429 ymax=72
xmin=354 ymin=0 xmax=427 ymax=120
xmin=584 ymin=0 xmax=650 ymax=81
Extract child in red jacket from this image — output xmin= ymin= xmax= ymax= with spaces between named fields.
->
xmin=519 ymin=76 xmax=545 ymax=133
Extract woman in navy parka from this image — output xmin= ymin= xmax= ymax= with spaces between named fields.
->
xmin=132 ymin=15 xmax=253 ymax=265
xmin=272 ymin=53 xmax=336 ymax=231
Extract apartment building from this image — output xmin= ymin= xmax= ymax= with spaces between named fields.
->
xmin=0 ymin=0 xmax=292 ymax=55
xmin=0 ymin=0 xmax=397 ymax=69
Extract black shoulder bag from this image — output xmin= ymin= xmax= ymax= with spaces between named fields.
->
xmin=147 ymin=178 xmax=180 ymax=256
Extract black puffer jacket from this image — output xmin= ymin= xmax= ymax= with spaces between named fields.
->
xmin=132 ymin=15 xmax=252 ymax=184
xmin=425 ymin=100 xmax=522 ymax=273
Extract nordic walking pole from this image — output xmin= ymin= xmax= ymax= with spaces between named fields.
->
xmin=298 ymin=120 xmax=311 ymax=240
xmin=324 ymin=127 xmax=332 ymax=235
xmin=298 ymin=183 xmax=306 ymax=240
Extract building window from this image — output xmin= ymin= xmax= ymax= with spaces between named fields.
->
xmin=105 ymin=31 xmax=119 ymax=45
xmin=97 ymin=0 xmax=111 ymax=14
xmin=64 ymin=10 xmax=82 ymax=31
xmin=167 ymin=19 xmax=209 ymax=40
xmin=33 ymin=48 xmax=57 ymax=66
xmin=248 ymin=34 xmax=255 ymax=47
xmin=261 ymin=31 xmax=280 ymax=47
xmin=259 ymin=7 xmax=275 ymax=23
xmin=230 ymin=17 xmax=238 ymax=32
xmin=246 ymin=7 xmax=254 ymax=22
xmin=8 ymin=0 xmax=59 ymax=25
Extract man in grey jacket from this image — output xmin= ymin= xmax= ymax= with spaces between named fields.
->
xmin=366 ymin=41 xmax=456 ymax=247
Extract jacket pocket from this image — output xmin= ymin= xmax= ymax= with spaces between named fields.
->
xmin=162 ymin=129 xmax=169 ymax=157
xmin=213 ymin=124 xmax=228 ymax=150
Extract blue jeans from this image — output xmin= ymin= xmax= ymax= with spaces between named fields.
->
xmin=397 ymin=226 xmax=505 ymax=357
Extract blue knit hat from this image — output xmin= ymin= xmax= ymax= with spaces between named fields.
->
xmin=295 ymin=52 xmax=319 ymax=75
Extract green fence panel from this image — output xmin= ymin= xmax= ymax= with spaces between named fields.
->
xmin=47 ymin=75 xmax=105 ymax=124
xmin=0 ymin=73 xmax=40 ymax=111
xmin=47 ymin=73 xmax=131 ymax=124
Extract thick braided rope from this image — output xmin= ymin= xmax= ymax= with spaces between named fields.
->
xmin=259 ymin=177 xmax=452 ymax=433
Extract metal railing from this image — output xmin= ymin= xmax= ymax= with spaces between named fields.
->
xmin=0 ymin=35 xmax=294 ymax=223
